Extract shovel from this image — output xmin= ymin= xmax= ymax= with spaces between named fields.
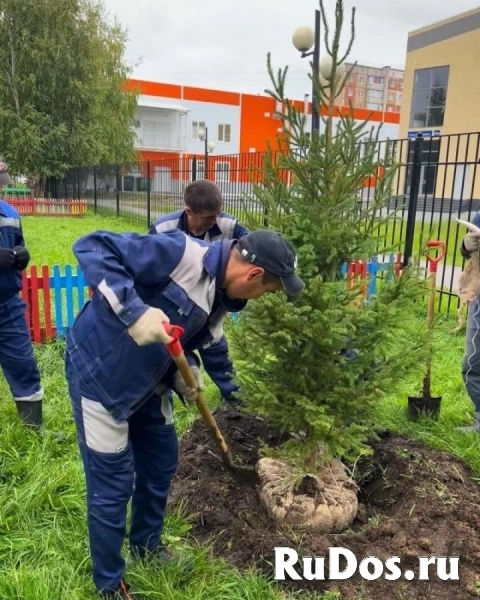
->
xmin=407 ymin=240 xmax=446 ymax=421
xmin=162 ymin=322 xmax=260 ymax=486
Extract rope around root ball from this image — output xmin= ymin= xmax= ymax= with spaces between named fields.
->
xmin=256 ymin=457 xmax=358 ymax=534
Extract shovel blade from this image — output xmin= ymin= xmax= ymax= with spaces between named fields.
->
xmin=218 ymin=450 xmax=260 ymax=486
xmin=407 ymin=395 xmax=442 ymax=422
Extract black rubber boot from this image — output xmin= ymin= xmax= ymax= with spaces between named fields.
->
xmin=101 ymin=579 xmax=140 ymax=599
xmin=15 ymin=399 xmax=69 ymax=441
xmin=15 ymin=399 xmax=43 ymax=429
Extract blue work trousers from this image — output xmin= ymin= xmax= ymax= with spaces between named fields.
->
xmin=462 ymin=295 xmax=480 ymax=413
xmin=0 ymin=295 xmax=43 ymax=402
xmin=198 ymin=335 xmax=238 ymax=400
xmin=66 ymin=357 xmax=178 ymax=593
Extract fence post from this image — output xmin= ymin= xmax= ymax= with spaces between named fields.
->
xmin=116 ymin=164 xmax=120 ymax=217
xmin=192 ymin=156 xmax=197 ymax=182
xmin=146 ymin=160 xmax=151 ymax=227
xmin=93 ymin=166 xmax=97 ymax=214
xmin=403 ymin=134 xmax=423 ymax=267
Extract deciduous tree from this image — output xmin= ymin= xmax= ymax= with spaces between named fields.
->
xmin=0 ymin=0 xmax=137 ymax=180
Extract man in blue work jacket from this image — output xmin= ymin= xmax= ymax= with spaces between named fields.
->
xmin=0 ymin=160 xmax=44 ymax=428
xmin=149 ymin=179 xmax=248 ymax=407
xmin=65 ymin=227 xmax=304 ymax=599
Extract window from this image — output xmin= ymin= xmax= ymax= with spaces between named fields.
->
xmin=368 ymin=89 xmax=383 ymax=99
xmin=218 ymin=124 xmax=231 ymax=143
xmin=347 ymin=88 xmax=354 ymax=97
xmin=192 ymin=121 xmax=206 ymax=140
xmin=358 ymin=89 xmax=365 ymax=98
xmin=193 ymin=159 xmax=205 ymax=179
xmin=369 ymin=76 xmax=383 ymax=85
xmin=215 ymin=162 xmax=230 ymax=183
xmin=358 ymin=75 xmax=366 ymax=85
xmin=409 ymin=66 xmax=449 ymax=128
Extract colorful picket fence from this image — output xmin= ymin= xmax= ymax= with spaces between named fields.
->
xmin=21 ymin=255 xmax=404 ymax=343
xmin=21 ymin=265 xmax=92 ymax=343
xmin=7 ymin=198 xmax=88 ymax=216
xmin=343 ymin=253 xmax=403 ymax=297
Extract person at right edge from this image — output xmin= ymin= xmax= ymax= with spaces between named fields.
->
xmin=458 ymin=211 xmax=480 ymax=432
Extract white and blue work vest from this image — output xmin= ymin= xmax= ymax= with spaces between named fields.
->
xmin=65 ymin=229 xmax=246 ymax=421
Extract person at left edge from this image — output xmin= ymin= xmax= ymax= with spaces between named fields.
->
xmin=0 ymin=158 xmax=45 ymax=428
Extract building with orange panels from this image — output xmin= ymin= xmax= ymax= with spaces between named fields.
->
xmin=125 ymin=78 xmax=400 ymax=157
xmin=117 ymin=78 xmax=400 ymax=194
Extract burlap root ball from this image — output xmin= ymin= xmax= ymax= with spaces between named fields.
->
xmin=256 ymin=457 xmax=358 ymax=534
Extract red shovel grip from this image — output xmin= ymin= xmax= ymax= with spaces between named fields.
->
xmin=425 ymin=240 xmax=446 ymax=273
xmin=162 ymin=323 xmax=185 ymax=356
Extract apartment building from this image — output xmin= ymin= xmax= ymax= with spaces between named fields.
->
xmin=340 ymin=63 xmax=404 ymax=114
xmin=398 ymin=7 xmax=480 ymax=200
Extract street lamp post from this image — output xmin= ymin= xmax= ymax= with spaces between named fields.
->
xmin=292 ymin=13 xmax=346 ymax=138
xmin=197 ymin=128 xmax=215 ymax=179
xmin=292 ymin=10 xmax=320 ymax=136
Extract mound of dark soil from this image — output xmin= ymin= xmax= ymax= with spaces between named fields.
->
xmin=170 ymin=408 xmax=480 ymax=599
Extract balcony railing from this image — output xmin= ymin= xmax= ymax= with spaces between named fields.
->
xmin=134 ymin=130 xmax=187 ymax=151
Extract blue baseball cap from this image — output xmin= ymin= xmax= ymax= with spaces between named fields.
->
xmin=238 ymin=230 xmax=305 ymax=295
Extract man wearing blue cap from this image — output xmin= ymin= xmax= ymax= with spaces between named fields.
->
xmin=65 ymin=227 xmax=304 ymax=599
xmin=0 ymin=158 xmax=45 ymax=428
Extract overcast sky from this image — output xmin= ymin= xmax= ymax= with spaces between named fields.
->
xmin=101 ymin=0 xmax=478 ymax=99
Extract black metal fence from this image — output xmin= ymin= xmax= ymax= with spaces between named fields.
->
xmin=58 ymin=152 xmax=272 ymax=229
xmin=56 ymin=131 xmax=480 ymax=314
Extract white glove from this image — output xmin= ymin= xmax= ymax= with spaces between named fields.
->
xmin=463 ymin=232 xmax=480 ymax=253
xmin=173 ymin=366 xmax=205 ymax=404
xmin=127 ymin=307 xmax=171 ymax=346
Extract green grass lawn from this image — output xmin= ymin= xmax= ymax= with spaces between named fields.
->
xmin=21 ymin=211 xmax=466 ymax=271
xmin=374 ymin=216 xmax=466 ymax=266
xmin=1 ymin=213 xmax=479 ymax=598
xmin=22 ymin=213 xmax=144 ymax=267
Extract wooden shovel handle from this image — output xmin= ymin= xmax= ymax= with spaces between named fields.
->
xmin=162 ymin=323 xmax=229 ymax=455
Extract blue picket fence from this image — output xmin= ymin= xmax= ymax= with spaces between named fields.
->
xmin=50 ymin=264 xmax=90 ymax=338
xmin=23 ymin=254 xmax=403 ymax=342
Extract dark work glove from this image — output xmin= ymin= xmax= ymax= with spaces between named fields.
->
xmin=12 ymin=246 xmax=30 ymax=271
xmin=0 ymin=248 xmax=15 ymax=269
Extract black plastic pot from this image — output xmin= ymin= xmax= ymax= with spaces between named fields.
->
xmin=407 ymin=395 xmax=442 ymax=421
